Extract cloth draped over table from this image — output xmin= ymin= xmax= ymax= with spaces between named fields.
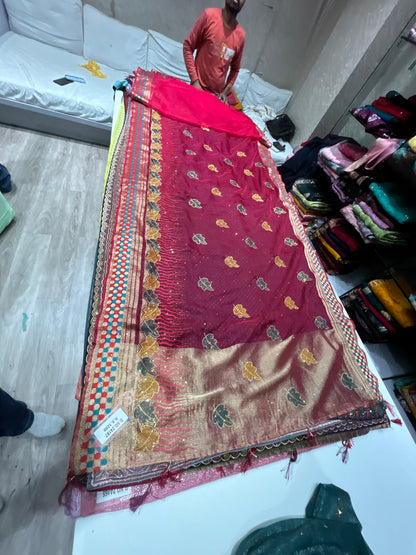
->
xmin=61 ymin=69 xmax=389 ymax=517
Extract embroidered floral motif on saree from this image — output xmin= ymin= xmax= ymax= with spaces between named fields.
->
xmin=61 ymin=69 xmax=389 ymax=517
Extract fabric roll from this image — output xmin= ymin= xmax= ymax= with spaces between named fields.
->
xmin=351 ymin=107 xmax=391 ymax=138
xmin=369 ymin=278 xmax=416 ymax=328
xmin=357 ymin=286 xmax=397 ymax=334
xmin=372 ymin=97 xmax=414 ymax=125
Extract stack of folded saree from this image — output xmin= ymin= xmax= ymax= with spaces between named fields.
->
xmin=60 ymin=69 xmax=390 ymax=517
xmin=351 ymin=90 xmax=416 ymax=139
xmin=306 ymin=217 xmax=363 ymax=274
xmin=290 ymin=178 xmax=333 ymax=220
xmin=317 ymin=141 xmax=368 ymax=204
xmin=341 ymin=276 xmax=416 ymax=343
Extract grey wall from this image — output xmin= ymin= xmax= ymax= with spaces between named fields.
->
xmin=82 ymin=0 xmax=416 ymax=146
xmin=82 ymin=0 xmax=342 ymax=90
xmin=286 ymin=0 xmax=416 ymax=143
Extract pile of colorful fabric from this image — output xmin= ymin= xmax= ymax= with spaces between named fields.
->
xmin=351 ymin=90 xmax=416 ymax=139
xmin=341 ymin=277 xmax=416 ymax=342
xmin=291 ymin=178 xmax=333 ymax=221
xmin=305 ymin=217 xmax=363 ymax=274
xmin=60 ymin=68 xmax=390 ymax=517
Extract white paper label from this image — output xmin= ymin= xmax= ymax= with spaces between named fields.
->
xmin=93 ymin=407 xmax=129 ymax=445
xmin=96 ymin=486 xmax=132 ymax=504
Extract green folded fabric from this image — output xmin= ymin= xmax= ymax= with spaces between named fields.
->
xmin=352 ymin=203 xmax=407 ymax=245
xmin=370 ymin=181 xmax=416 ymax=224
xmin=234 ymin=483 xmax=373 ymax=555
xmin=0 ymin=192 xmax=14 ymax=234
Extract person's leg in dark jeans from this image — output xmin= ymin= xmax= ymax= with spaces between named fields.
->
xmin=0 ymin=387 xmax=34 ymax=437
xmin=0 ymin=387 xmax=65 ymax=438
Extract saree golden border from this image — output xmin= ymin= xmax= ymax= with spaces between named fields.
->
xmin=61 ymin=70 xmax=389 ymax=515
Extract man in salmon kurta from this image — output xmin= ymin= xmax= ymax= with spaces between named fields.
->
xmin=183 ymin=0 xmax=246 ymax=105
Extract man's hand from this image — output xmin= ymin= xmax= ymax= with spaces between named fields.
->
xmin=219 ymin=92 xmax=229 ymax=105
xmin=192 ymin=80 xmax=203 ymax=90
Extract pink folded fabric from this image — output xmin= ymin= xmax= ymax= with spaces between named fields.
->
xmin=343 ymin=138 xmax=402 ymax=172
xmin=338 ymin=142 xmax=368 ymax=161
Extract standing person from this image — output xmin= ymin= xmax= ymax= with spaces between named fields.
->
xmin=183 ymin=0 xmax=246 ymax=104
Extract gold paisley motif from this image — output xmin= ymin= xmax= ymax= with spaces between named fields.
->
xmin=202 ymin=126 xmax=210 ymax=131
xmin=252 ymin=194 xmax=264 ymax=202
xmin=211 ymin=188 xmax=222 ymax=196
xmin=145 ymin=249 xmax=161 ymax=263
xmin=134 ymin=425 xmax=160 ymax=452
xmin=274 ymin=256 xmax=286 ymax=267
xmin=237 ymin=151 xmax=247 ymax=157
xmin=225 ymin=256 xmax=239 ymax=268
xmin=244 ymin=169 xmax=254 ymax=176
xmin=233 ymin=304 xmax=250 ymax=319
xmin=136 ymin=376 xmax=160 ymax=401
xmin=300 ymin=348 xmax=318 ymax=365
xmin=148 ymin=192 xmax=161 ymax=203
xmin=139 ymin=337 xmax=159 ymax=358
xmin=142 ymin=303 xmax=161 ymax=320
xmin=208 ymin=164 xmax=218 ymax=173
xmin=146 ymin=228 xmax=161 ymax=240
xmin=216 ymin=219 xmax=229 ymax=228
xmin=204 ymin=144 xmax=213 ymax=151
xmin=147 ymin=210 xmax=161 ymax=221
xmin=144 ymin=275 xmax=160 ymax=290
xmin=262 ymin=221 xmax=273 ymax=232
xmin=284 ymin=296 xmax=299 ymax=310
xmin=242 ymin=362 xmax=261 ymax=381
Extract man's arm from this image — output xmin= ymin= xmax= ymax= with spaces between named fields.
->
xmin=183 ymin=11 xmax=207 ymax=87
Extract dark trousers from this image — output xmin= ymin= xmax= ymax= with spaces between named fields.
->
xmin=0 ymin=388 xmax=34 ymax=437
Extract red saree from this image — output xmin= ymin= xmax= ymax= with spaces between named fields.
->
xmin=61 ymin=70 xmax=389 ymax=517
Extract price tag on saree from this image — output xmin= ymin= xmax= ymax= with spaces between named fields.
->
xmin=93 ymin=407 xmax=129 ymax=445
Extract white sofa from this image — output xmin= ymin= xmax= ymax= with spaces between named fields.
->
xmin=0 ymin=0 xmax=292 ymax=146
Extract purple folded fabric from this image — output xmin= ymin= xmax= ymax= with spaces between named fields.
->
xmin=351 ymin=107 xmax=391 ymax=138
xmin=340 ymin=205 xmax=373 ymax=244
xmin=358 ymin=200 xmax=390 ymax=230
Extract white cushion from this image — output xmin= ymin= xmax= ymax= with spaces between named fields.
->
xmin=0 ymin=31 xmax=120 ymax=123
xmin=147 ymin=30 xmax=188 ymax=82
xmin=83 ymin=5 xmax=148 ymax=73
xmin=232 ymin=68 xmax=251 ymax=103
xmin=3 ymin=0 xmax=83 ymax=55
xmin=244 ymin=73 xmax=292 ymax=114
xmin=0 ymin=0 xmax=9 ymax=37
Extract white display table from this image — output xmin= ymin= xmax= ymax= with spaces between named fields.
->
xmin=73 ymin=347 xmax=416 ymax=555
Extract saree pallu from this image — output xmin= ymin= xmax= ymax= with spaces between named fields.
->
xmin=61 ymin=69 xmax=389 ymax=517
